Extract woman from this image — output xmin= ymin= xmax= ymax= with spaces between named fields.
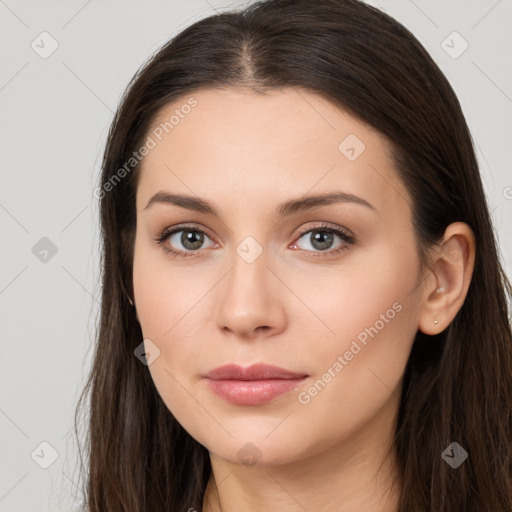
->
xmin=75 ymin=0 xmax=512 ymax=510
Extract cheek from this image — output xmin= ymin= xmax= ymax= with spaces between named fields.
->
xmin=133 ymin=268 xmax=213 ymax=376
xmin=133 ymin=239 xmax=207 ymax=340
xmin=133 ymin=258 xmax=211 ymax=442
xmin=144 ymin=355 xmax=213 ymax=449
xmin=290 ymin=239 xmax=419 ymax=351
xmin=132 ymin=243 xmax=215 ymax=406
xmin=297 ymin=248 xmax=420 ymax=432
xmin=295 ymin=300 xmax=414 ymax=452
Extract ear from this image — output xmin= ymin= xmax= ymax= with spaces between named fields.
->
xmin=418 ymin=222 xmax=476 ymax=335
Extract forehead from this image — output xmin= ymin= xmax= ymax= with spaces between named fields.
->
xmin=136 ymin=87 xmax=409 ymax=218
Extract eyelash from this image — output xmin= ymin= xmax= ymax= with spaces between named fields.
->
xmin=154 ymin=222 xmax=356 ymax=259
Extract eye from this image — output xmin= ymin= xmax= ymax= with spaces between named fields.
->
xmin=290 ymin=223 xmax=355 ymax=257
xmin=155 ymin=222 xmax=356 ymax=259
xmin=155 ymin=225 xmax=215 ymax=258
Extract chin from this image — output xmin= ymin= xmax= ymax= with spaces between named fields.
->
xmin=200 ymin=431 xmax=313 ymax=468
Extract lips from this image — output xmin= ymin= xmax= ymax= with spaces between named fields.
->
xmin=203 ymin=363 xmax=308 ymax=405
xmin=204 ymin=363 xmax=308 ymax=381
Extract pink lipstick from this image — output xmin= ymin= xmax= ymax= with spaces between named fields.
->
xmin=203 ymin=363 xmax=308 ymax=405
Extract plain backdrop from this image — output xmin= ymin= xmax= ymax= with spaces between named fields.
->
xmin=1 ymin=0 xmax=511 ymax=510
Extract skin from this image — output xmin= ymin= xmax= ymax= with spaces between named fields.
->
xmin=131 ymin=87 xmax=475 ymax=512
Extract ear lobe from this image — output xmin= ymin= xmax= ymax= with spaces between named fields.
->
xmin=417 ymin=222 xmax=476 ymax=335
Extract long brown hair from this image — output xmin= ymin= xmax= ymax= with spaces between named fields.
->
xmin=74 ymin=0 xmax=512 ymax=510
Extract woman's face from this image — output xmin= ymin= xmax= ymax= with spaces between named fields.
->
xmin=132 ymin=87 xmax=427 ymax=466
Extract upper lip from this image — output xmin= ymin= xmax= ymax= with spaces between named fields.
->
xmin=204 ymin=363 xmax=308 ymax=381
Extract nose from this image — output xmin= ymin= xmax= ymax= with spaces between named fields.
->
xmin=214 ymin=245 xmax=287 ymax=340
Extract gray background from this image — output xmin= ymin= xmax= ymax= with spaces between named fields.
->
xmin=1 ymin=0 xmax=511 ymax=510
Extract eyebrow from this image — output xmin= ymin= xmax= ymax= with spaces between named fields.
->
xmin=143 ymin=190 xmax=377 ymax=216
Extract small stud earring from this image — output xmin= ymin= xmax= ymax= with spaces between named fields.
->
xmin=434 ymin=319 xmax=438 ymax=324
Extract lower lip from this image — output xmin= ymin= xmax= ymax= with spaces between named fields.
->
xmin=204 ymin=377 xmax=307 ymax=405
